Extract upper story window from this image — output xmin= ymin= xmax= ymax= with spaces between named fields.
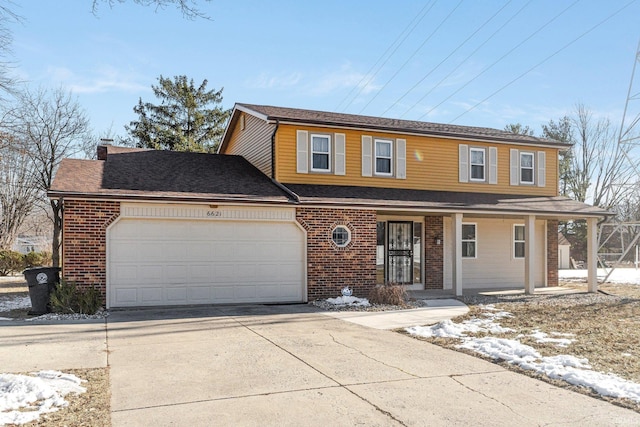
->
xmin=469 ymin=148 xmax=485 ymax=181
xmin=459 ymin=144 xmax=497 ymax=184
xmin=375 ymin=139 xmax=393 ymax=176
xmin=297 ymin=130 xmax=346 ymax=176
xmin=311 ymin=134 xmax=331 ymax=172
xmin=520 ymin=152 xmax=534 ymax=184
xmin=510 ymin=149 xmax=545 ymax=187
xmin=462 ymin=223 xmax=477 ymax=258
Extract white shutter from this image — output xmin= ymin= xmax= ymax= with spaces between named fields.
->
xmin=334 ymin=133 xmax=346 ymax=175
xmin=296 ymin=130 xmax=308 ymax=174
xmin=537 ymin=151 xmax=546 ymax=187
xmin=362 ymin=135 xmax=372 ymax=177
xmin=396 ymin=138 xmax=406 ymax=179
xmin=459 ymin=144 xmax=469 ymax=183
xmin=510 ymin=149 xmax=519 ymax=185
xmin=489 ymin=146 xmax=498 ymax=184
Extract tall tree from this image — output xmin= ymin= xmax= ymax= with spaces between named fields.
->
xmin=541 ymin=116 xmax=573 ymax=197
xmin=504 ymin=123 xmax=535 ymax=136
xmin=126 ymin=75 xmax=230 ymax=153
xmin=3 ymin=87 xmax=91 ymax=266
xmin=0 ymin=134 xmax=39 ymax=250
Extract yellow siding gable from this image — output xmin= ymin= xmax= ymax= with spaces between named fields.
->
xmin=275 ymin=124 xmax=558 ymax=196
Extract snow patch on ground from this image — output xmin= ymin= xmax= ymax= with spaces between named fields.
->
xmin=0 ymin=296 xmax=31 ymax=312
xmin=559 ymin=268 xmax=640 ymax=285
xmin=325 ymin=295 xmax=370 ymax=307
xmin=0 ymin=371 xmax=86 ymax=425
xmin=406 ymin=306 xmax=640 ymax=404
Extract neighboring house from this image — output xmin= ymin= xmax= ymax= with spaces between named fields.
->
xmin=11 ymin=236 xmax=49 ymax=254
xmin=49 ymin=104 xmax=608 ymax=308
xmin=558 ymin=233 xmax=572 ymax=269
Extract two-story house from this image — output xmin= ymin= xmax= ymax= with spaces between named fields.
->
xmin=49 ymin=104 xmax=607 ymax=308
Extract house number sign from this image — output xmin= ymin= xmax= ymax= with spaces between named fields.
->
xmin=206 ymin=210 xmax=222 ymax=217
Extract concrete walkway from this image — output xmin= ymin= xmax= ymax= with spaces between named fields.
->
xmin=2 ymin=303 xmax=640 ymax=426
xmin=324 ymin=298 xmax=468 ymax=329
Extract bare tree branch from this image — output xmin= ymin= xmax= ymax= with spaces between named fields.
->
xmin=91 ymin=0 xmax=211 ymax=20
xmin=2 ymin=87 xmax=91 ymax=266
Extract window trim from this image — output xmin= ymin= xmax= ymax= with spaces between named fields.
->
xmin=469 ymin=147 xmax=486 ymax=182
xmin=519 ymin=151 xmax=535 ymax=185
xmin=513 ymin=224 xmax=525 ymax=259
xmin=374 ymin=138 xmax=393 ymax=176
xmin=461 ymin=222 xmax=477 ymax=259
xmin=331 ymin=225 xmax=351 ymax=248
xmin=310 ymin=133 xmax=331 ymax=173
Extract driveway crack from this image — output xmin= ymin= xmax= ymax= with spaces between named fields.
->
xmin=329 ymin=333 xmax=420 ymax=379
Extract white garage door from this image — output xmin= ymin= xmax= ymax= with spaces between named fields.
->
xmin=107 ymin=217 xmax=305 ymax=307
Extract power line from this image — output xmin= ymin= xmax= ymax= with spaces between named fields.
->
xmin=400 ymin=0 xmax=533 ymax=118
xmin=417 ymin=0 xmax=580 ymax=121
xmin=450 ymin=0 xmax=637 ymax=124
xmin=381 ymin=0 xmax=512 ymax=117
xmin=357 ymin=0 xmax=465 ymax=115
xmin=336 ymin=1 xmax=436 ymax=112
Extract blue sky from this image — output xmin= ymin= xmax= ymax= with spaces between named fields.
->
xmin=8 ymin=0 xmax=640 ymax=140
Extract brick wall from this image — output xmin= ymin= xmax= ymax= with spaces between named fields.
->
xmin=547 ymin=219 xmax=559 ymax=287
xmin=424 ymin=216 xmax=444 ymax=289
xmin=62 ymin=199 xmax=120 ymax=302
xmin=296 ymin=207 xmax=376 ymax=300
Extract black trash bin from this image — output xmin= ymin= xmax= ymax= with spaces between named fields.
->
xmin=23 ymin=267 xmax=61 ymax=315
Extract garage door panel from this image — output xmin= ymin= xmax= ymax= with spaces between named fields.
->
xmin=166 ymin=287 xmax=187 ymax=303
xmin=109 ymin=217 xmax=305 ymax=307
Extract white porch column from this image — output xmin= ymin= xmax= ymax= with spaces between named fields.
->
xmin=587 ymin=217 xmax=598 ymax=293
xmin=524 ymin=215 xmax=536 ymax=295
xmin=451 ymin=213 xmax=463 ymax=296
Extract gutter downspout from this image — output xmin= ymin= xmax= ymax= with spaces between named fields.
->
xmin=270 ymin=119 xmax=279 ymax=179
xmin=268 ymin=119 xmax=300 ymax=203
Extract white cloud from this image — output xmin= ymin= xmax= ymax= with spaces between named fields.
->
xmin=245 ymin=72 xmax=302 ymax=89
xmin=45 ymin=65 xmax=149 ymax=94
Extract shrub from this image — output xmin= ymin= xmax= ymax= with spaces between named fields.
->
xmin=50 ymin=279 xmax=103 ymax=315
xmin=0 ymin=250 xmax=25 ymax=276
xmin=23 ymin=251 xmax=52 ymax=268
xmin=368 ymin=283 xmax=408 ymax=306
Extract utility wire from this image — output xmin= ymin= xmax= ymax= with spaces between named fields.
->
xmin=450 ymin=0 xmax=637 ymax=123
xmin=417 ymin=0 xmax=580 ymax=121
xmin=401 ymin=0 xmax=532 ymax=118
xmin=336 ymin=0 xmax=436 ymax=112
xmin=357 ymin=0 xmax=464 ymax=115
xmin=381 ymin=0 xmax=512 ymax=117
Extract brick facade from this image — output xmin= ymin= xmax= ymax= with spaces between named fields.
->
xmin=547 ymin=219 xmax=559 ymax=287
xmin=424 ymin=216 xmax=444 ymax=289
xmin=62 ymin=199 xmax=120 ymax=301
xmin=296 ymin=207 xmax=376 ymax=300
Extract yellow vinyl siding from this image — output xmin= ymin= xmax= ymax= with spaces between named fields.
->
xmin=225 ymin=113 xmax=275 ymax=177
xmin=275 ymin=124 xmax=558 ymax=196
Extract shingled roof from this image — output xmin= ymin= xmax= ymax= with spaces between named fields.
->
xmin=235 ymin=103 xmax=568 ymax=147
xmin=283 ymin=184 xmax=610 ymax=217
xmin=49 ymin=149 xmax=294 ymax=203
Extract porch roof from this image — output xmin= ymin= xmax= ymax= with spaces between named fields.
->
xmin=283 ymin=184 xmax=610 ymax=218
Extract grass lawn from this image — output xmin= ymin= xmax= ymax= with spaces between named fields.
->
xmin=419 ymin=281 xmax=640 ymax=412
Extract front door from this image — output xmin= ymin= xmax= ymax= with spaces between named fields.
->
xmin=387 ymin=221 xmax=413 ymax=284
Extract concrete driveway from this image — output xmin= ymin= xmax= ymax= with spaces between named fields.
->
xmin=105 ymin=305 xmax=640 ymax=426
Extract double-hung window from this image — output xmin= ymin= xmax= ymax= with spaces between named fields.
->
xmin=311 ymin=134 xmax=331 ymax=172
xmin=520 ymin=152 xmax=534 ymax=184
xmin=513 ymin=225 xmax=525 ymax=258
xmin=375 ymin=139 xmax=393 ymax=176
xmin=469 ymin=148 xmax=485 ymax=181
xmin=462 ymin=223 xmax=477 ymax=258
